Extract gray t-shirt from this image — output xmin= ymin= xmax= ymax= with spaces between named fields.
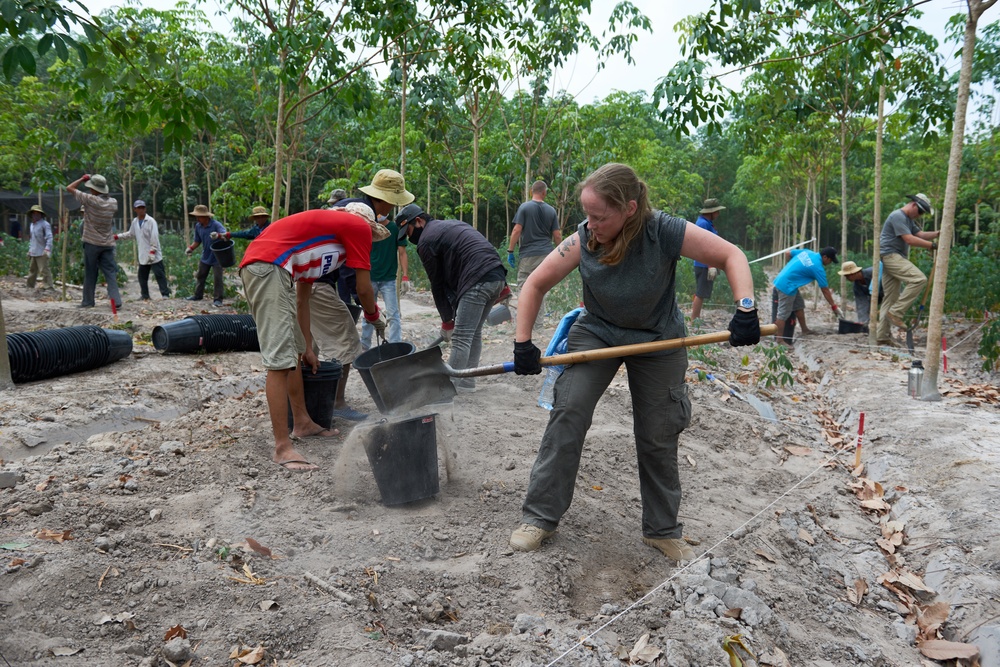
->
xmin=512 ymin=200 xmax=559 ymax=257
xmin=879 ymin=208 xmax=919 ymax=258
xmin=575 ymin=211 xmax=688 ymax=349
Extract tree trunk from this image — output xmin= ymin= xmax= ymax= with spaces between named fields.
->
xmin=400 ymin=54 xmax=407 ymax=176
xmin=0 ymin=293 xmax=12 ymax=389
xmin=283 ymin=158 xmax=292 ymax=215
xmin=799 ymin=177 xmax=811 ymax=241
xmin=271 ymin=76 xmax=286 ymax=220
xmin=869 ymin=78 xmax=886 ymax=346
xmin=426 ymin=171 xmax=430 ymax=210
xmin=180 ymin=146 xmax=190 ymax=244
xmin=471 ymin=91 xmax=481 ymax=234
xmin=974 ymin=200 xmax=980 ymax=252
xmin=922 ymin=0 xmax=995 ymax=399
xmin=839 ymin=119 xmax=849 ymax=307
xmin=524 ymin=154 xmax=531 ymax=202
xmin=60 ymin=189 xmax=68 ymax=303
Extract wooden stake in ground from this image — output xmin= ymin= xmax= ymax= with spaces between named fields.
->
xmin=854 ymin=412 xmax=865 ymax=469
xmin=922 ymin=0 xmax=998 ymax=400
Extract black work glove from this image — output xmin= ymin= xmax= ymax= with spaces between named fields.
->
xmin=728 ymin=309 xmax=761 ymax=347
xmin=513 ymin=340 xmax=542 ymax=375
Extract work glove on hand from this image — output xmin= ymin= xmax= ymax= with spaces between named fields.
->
xmin=507 ymin=252 xmax=516 ymax=267
xmin=831 ymin=304 xmax=841 ymax=320
xmin=209 ymin=232 xmax=219 ymax=240
xmin=364 ymin=306 xmax=387 ymax=340
xmin=185 ymin=245 xmax=195 ymax=256
xmin=707 ymin=267 xmax=718 ymax=281
xmin=728 ymin=309 xmax=761 ymax=347
xmin=513 ymin=340 xmax=542 ymax=375
xmin=440 ymin=320 xmax=455 ymax=342
xmin=82 ymin=174 xmax=91 ymax=181
xmin=398 ymin=276 xmax=410 ymax=297
xmin=150 ymin=249 xmax=157 ymax=257
xmin=113 ymin=234 xmax=119 ymax=240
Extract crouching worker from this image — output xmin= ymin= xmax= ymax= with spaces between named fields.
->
xmin=508 ymin=163 xmax=760 ymax=561
xmin=239 ymin=204 xmax=389 ymax=472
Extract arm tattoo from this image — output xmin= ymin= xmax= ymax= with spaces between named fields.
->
xmin=557 ymin=235 xmax=577 ymax=258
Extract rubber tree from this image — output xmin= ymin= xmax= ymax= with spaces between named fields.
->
xmin=922 ymin=0 xmax=998 ymax=400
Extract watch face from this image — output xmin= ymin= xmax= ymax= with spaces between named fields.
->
xmin=739 ymin=297 xmax=755 ymax=309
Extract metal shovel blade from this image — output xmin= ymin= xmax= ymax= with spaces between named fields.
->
xmin=368 ymin=345 xmax=458 ymax=414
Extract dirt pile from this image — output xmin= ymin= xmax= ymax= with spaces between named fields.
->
xmin=1 ymin=277 xmax=998 ymax=666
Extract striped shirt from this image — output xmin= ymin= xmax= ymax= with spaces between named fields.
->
xmin=77 ymin=191 xmax=119 ymax=246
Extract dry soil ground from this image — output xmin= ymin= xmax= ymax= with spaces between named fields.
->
xmin=1 ymin=274 xmax=998 ymax=667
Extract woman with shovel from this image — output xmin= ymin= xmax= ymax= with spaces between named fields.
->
xmin=509 ymin=162 xmax=761 ymax=561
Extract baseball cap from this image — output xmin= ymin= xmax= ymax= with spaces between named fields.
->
xmin=819 ymin=246 xmax=838 ymax=262
xmin=395 ymin=203 xmax=425 ymax=240
xmin=133 ymin=199 xmax=146 ymax=208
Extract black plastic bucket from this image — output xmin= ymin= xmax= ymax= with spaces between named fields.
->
xmin=6 ymin=326 xmax=132 ymax=383
xmin=353 ymin=342 xmax=416 ymax=413
xmin=838 ymin=319 xmax=868 ymax=334
xmin=287 ymin=360 xmax=342 ymax=430
xmin=152 ymin=315 xmax=259 ymax=353
xmin=211 ymin=239 xmax=236 ymax=268
xmin=364 ymin=414 xmax=439 ymax=505
xmin=770 ymin=286 xmax=797 ymax=344
xmin=346 ymin=303 xmax=362 ymax=324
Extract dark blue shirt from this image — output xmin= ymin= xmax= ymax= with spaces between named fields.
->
xmin=194 ymin=219 xmax=227 ymax=265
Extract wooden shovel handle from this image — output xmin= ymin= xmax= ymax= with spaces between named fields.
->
xmin=449 ymin=325 xmax=778 ymax=378
xmin=540 ymin=324 xmax=778 ymax=367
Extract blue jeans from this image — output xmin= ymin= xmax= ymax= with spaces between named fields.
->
xmin=360 ymin=280 xmax=402 ymax=349
xmin=82 ymin=243 xmax=122 ymax=307
xmin=450 ymin=279 xmax=504 ymax=390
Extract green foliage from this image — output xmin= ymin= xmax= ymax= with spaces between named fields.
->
xmin=754 ymin=342 xmax=795 ymax=388
xmin=688 ymin=343 xmax=720 ymax=369
xmin=979 ymin=318 xmax=1000 ymax=372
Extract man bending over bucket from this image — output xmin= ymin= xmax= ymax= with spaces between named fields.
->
xmin=239 ymin=204 xmax=389 ymax=472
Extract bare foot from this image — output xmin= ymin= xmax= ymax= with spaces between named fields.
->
xmin=274 ymin=443 xmax=318 ymax=471
xmin=800 ymin=328 xmax=814 ymax=335
xmin=290 ymin=423 xmax=340 ymax=439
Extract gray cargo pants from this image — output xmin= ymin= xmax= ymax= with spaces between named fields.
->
xmin=521 ymin=325 xmax=691 ymax=539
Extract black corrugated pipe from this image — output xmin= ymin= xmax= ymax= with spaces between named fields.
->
xmin=6 ymin=326 xmax=133 ymax=384
xmin=152 ymin=314 xmax=259 ymax=354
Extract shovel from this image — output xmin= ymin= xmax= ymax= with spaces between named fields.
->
xmin=693 ymin=369 xmax=778 ymax=422
xmin=368 ymin=324 xmax=778 ymax=414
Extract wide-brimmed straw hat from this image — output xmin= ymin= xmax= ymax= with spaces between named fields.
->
xmin=838 ymin=260 xmax=863 ymax=276
xmin=190 ymin=204 xmax=213 ymax=217
xmin=29 ymin=205 xmax=45 ymax=215
xmin=359 ymin=169 xmax=414 ymax=207
xmin=251 ymin=206 xmax=269 ymax=217
xmin=87 ymin=174 xmax=109 ymax=194
xmin=344 ymin=202 xmax=390 ymax=241
xmin=700 ymin=198 xmax=726 ymax=214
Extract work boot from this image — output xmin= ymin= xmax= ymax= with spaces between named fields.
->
xmin=642 ymin=537 xmax=695 ymax=562
xmin=887 ymin=313 xmax=906 ymax=330
xmin=877 ymin=338 xmax=901 ymax=349
xmin=510 ymin=524 xmax=554 ymax=551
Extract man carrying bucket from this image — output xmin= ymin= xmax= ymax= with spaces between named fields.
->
xmin=396 ymin=203 xmax=507 ymax=393
xmin=239 ymin=204 xmax=389 ymax=472
xmin=185 ymin=204 xmax=227 ymax=307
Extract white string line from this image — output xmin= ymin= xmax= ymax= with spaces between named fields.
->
xmin=545 ymin=433 xmax=856 ymax=667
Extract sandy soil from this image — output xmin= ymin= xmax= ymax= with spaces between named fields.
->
xmin=1 ymin=274 xmax=998 ymax=667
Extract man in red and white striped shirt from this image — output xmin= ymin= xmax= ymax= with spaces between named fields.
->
xmin=239 ymin=204 xmax=390 ymax=472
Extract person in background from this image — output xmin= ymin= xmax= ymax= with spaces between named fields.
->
xmin=67 ymin=174 xmax=121 ymax=309
xmin=360 ymin=213 xmax=408 ymax=350
xmin=772 ymin=246 xmax=840 ymax=345
xmin=876 ymin=193 xmax=940 ymax=346
xmin=8 ymin=214 xmax=21 ymax=241
xmin=214 ymin=206 xmax=272 ymax=243
xmin=507 ymin=162 xmax=760 ymax=560
xmin=26 ymin=205 xmax=54 ymax=290
xmin=838 ymin=260 xmax=883 ymax=324
xmin=690 ymin=198 xmax=725 ymax=321
xmin=326 ymin=189 xmax=348 ymax=207
xmin=185 ymin=204 xmax=227 ymax=307
xmin=239 ymin=206 xmax=388 ymax=472
xmin=396 ymin=203 xmax=506 ymax=393
xmin=315 ymin=170 xmax=415 ymax=422
xmin=115 ymin=200 xmax=170 ymax=300
xmin=507 ymin=180 xmax=561 ymax=286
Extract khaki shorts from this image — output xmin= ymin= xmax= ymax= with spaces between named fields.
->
xmin=774 ymin=287 xmax=805 ymax=321
xmin=310 ymin=281 xmax=363 ymax=365
xmin=240 ymin=263 xmax=305 ymax=370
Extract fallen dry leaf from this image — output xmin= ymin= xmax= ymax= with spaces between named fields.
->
xmin=258 ymin=600 xmax=279 ymax=611
xmin=245 ymin=537 xmax=273 ymax=559
xmin=723 ymin=608 xmax=743 ymax=619
xmin=916 ymin=601 xmax=950 ymax=639
xmin=846 ymin=578 xmax=868 ymax=605
xmin=628 ymin=633 xmax=662 ymax=664
xmin=591 ymin=485 xmax=603 ymax=491
xmin=918 ymin=639 xmax=979 ymax=660
xmin=35 ymin=475 xmax=55 ymax=491
xmin=754 ymin=549 xmax=776 ymax=563
xmin=9 ymin=558 xmax=26 ymax=567
xmin=686 ymin=454 xmax=696 ymax=468
xmin=797 ymin=528 xmax=815 ymax=545
xmin=36 ymin=529 xmax=73 ymax=543
xmin=784 ymin=446 xmax=813 ymax=456
xmin=164 ymin=624 xmax=187 ymax=641
xmin=233 ymin=645 xmax=266 ymax=664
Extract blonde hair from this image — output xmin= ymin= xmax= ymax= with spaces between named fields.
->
xmin=578 ymin=163 xmax=652 ymax=266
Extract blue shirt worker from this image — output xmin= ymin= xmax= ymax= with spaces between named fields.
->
xmin=185 ymin=204 xmax=228 ymax=307
xmin=691 ymin=198 xmax=724 ymax=320
xmin=772 ymin=246 xmax=840 ymax=344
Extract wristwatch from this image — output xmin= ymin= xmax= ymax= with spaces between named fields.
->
xmin=737 ymin=297 xmax=755 ymax=311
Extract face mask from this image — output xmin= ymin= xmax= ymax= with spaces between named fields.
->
xmin=408 ymin=225 xmax=423 ymax=244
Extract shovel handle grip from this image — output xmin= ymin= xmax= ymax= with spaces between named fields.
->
xmin=448 ymin=325 xmax=777 ymax=378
